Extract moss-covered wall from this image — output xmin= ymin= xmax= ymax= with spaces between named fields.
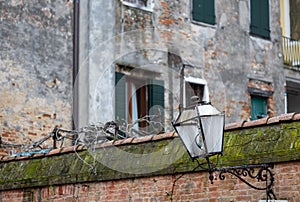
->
xmin=0 ymin=121 xmax=299 ymax=191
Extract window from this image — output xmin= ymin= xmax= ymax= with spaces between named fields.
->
xmin=290 ymin=0 xmax=300 ymax=40
xmin=115 ymin=72 xmax=164 ymax=132
xmin=184 ymin=77 xmax=209 ymax=107
xmin=250 ymin=96 xmax=267 ymax=120
xmin=286 ymin=80 xmax=300 ymax=113
xmin=191 ymin=0 xmax=215 ymax=25
xmin=121 ymin=0 xmax=153 ymax=10
xmin=250 ymin=0 xmax=270 ymax=39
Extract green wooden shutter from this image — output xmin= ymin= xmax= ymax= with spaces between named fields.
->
xmin=192 ymin=0 xmax=205 ymax=22
xmin=204 ymin=0 xmax=215 ymax=25
xmin=148 ymin=79 xmax=165 ymax=132
xmin=192 ymin=0 xmax=215 ymax=25
xmin=260 ymin=0 xmax=270 ymax=38
xmin=115 ymin=72 xmax=126 ymax=122
xmin=250 ymin=0 xmax=270 ymax=38
xmin=251 ymin=96 xmax=267 ymax=120
xmin=250 ymin=0 xmax=261 ymax=35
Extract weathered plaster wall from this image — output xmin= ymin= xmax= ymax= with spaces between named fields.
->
xmin=80 ymin=0 xmax=288 ymax=131
xmin=0 ymin=1 xmax=73 ymax=150
xmin=77 ymin=0 xmax=118 ymax=127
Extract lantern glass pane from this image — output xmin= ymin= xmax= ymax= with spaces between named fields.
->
xmin=200 ymin=114 xmax=224 ymax=155
xmin=176 ymin=109 xmax=197 ymax=123
xmin=175 ymin=123 xmax=206 ymax=158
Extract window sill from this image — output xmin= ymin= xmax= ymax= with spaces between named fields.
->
xmin=249 ymin=32 xmax=271 ymax=41
xmin=191 ymin=20 xmax=216 ymax=29
xmin=121 ymin=1 xmax=154 ymax=12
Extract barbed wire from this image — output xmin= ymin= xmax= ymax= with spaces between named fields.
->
xmin=1 ymin=114 xmax=164 ymax=159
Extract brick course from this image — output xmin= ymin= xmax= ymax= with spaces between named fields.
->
xmin=0 ymin=162 xmax=298 ymax=201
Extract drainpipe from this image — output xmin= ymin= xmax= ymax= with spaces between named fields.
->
xmin=73 ymin=0 xmax=80 ymax=133
xmin=179 ymin=64 xmax=185 ymax=113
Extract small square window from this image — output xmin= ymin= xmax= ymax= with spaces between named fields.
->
xmin=184 ymin=77 xmax=209 ymax=107
xmin=185 ymin=82 xmax=204 ymax=107
xmin=286 ymin=80 xmax=300 ymax=113
xmin=251 ymin=95 xmax=267 ymax=120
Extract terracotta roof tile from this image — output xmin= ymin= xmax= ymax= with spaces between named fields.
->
xmin=61 ymin=146 xmax=77 ymax=154
xmin=95 ymin=141 xmax=114 ymax=149
xmin=2 ymin=156 xmax=15 ymax=162
xmin=152 ymin=132 xmax=176 ymax=141
xmin=46 ymin=148 xmax=62 ymax=156
xmin=113 ymin=139 xmax=124 ymax=146
xmin=0 ymin=152 xmax=8 ymax=157
xmin=32 ymin=153 xmax=46 ymax=158
xmin=278 ymin=113 xmax=297 ymax=121
xmin=76 ymin=145 xmax=86 ymax=151
xmin=243 ymin=117 xmax=269 ymax=128
xmin=14 ymin=156 xmax=31 ymax=161
xmin=132 ymin=135 xmax=153 ymax=144
xmin=225 ymin=121 xmax=246 ymax=131
xmin=293 ymin=113 xmax=300 ymax=120
xmin=121 ymin=137 xmax=135 ymax=144
xmin=267 ymin=116 xmax=280 ymax=124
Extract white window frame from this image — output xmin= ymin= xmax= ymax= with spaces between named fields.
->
xmin=183 ymin=76 xmax=209 ymax=107
xmin=121 ymin=0 xmax=154 ymax=12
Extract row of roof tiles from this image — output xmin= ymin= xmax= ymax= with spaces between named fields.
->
xmin=0 ymin=112 xmax=299 ymax=162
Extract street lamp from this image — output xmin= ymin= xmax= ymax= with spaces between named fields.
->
xmin=173 ymin=99 xmax=225 ymax=159
xmin=172 ymin=98 xmax=277 ymax=201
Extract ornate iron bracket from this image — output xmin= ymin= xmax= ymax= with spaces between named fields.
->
xmin=206 ymin=158 xmax=277 ymax=200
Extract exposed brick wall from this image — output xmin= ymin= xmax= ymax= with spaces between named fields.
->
xmin=0 ymin=161 xmax=298 ymax=201
xmin=248 ymin=79 xmax=276 ymax=118
xmin=0 ymin=0 xmax=73 ymax=152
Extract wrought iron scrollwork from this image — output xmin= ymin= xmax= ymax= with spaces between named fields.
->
xmin=208 ymin=163 xmax=277 ymax=200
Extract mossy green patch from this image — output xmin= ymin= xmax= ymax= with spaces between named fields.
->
xmin=0 ymin=121 xmax=300 ymax=190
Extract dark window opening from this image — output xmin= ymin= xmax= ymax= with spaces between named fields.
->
xmin=290 ymin=0 xmax=300 ymax=40
xmin=286 ymin=80 xmax=300 ymax=113
xmin=185 ymin=82 xmax=204 ymax=107
xmin=115 ymin=72 xmax=164 ymax=134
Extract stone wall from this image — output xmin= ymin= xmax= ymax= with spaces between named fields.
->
xmin=0 ymin=115 xmax=299 ymax=201
xmin=0 ymin=1 xmax=73 ymax=151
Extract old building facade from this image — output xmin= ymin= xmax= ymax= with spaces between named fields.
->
xmin=1 ymin=1 xmax=300 ymax=201
xmin=76 ymin=0 xmax=300 ymax=135
xmin=1 ymin=0 xmax=300 ymax=147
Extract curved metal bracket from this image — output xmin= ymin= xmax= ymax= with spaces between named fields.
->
xmin=206 ymin=158 xmax=277 ymax=200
